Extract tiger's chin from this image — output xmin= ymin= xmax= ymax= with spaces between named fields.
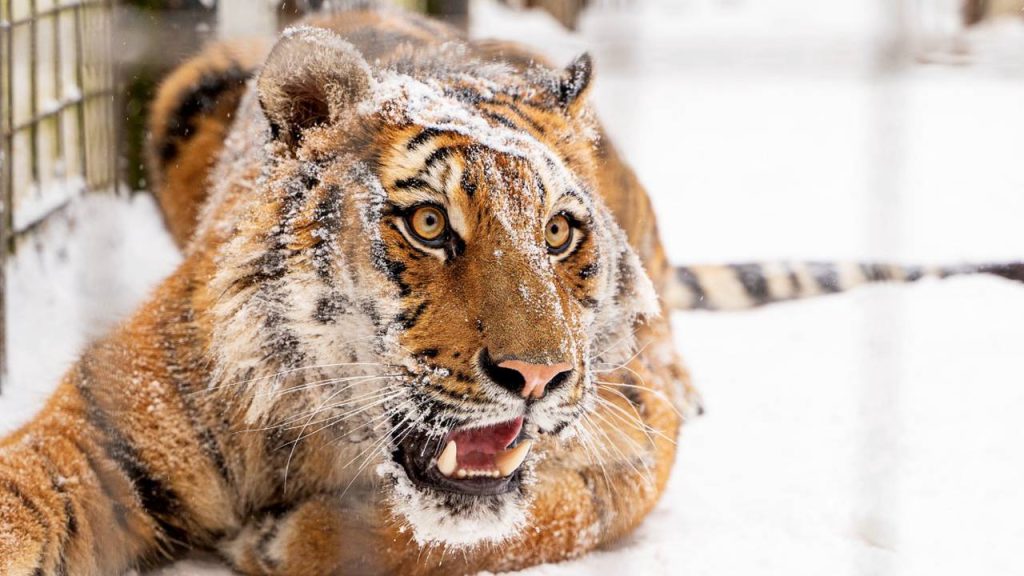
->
xmin=376 ymin=416 xmax=538 ymax=547
xmin=378 ymin=458 xmax=531 ymax=547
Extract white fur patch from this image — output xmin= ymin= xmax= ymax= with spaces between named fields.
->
xmin=376 ymin=460 xmax=529 ymax=548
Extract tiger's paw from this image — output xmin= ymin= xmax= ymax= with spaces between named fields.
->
xmin=220 ymin=497 xmax=382 ymax=576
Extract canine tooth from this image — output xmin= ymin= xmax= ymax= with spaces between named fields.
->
xmin=437 ymin=440 xmax=457 ymax=477
xmin=496 ymin=440 xmax=533 ymax=476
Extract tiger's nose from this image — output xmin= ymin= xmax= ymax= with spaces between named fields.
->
xmin=497 ymin=359 xmax=573 ymax=399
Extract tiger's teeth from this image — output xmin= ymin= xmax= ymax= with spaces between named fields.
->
xmin=453 ymin=468 xmax=502 ymax=478
xmin=495 ymin=440 xmax=533 ymax=476
xmin=437 ymin=440 xmax=457 ymax=477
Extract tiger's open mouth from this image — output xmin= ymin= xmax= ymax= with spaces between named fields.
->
xmin=393 ymin=416 xmax=533 ymax=496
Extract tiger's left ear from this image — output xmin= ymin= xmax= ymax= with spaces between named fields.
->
xmin=558 ymin=53 xmax=593 ymax=115
xmin=258 ymin=26 xmax=372 ymax=148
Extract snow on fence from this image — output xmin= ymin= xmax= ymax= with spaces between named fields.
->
xmin=0 ymin=0 xmax=118 ymax=393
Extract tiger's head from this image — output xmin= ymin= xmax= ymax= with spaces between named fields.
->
xmin=209 ymin=26 xmax=658 ymax=547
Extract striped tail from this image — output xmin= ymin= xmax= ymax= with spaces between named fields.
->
xmin=147 ymin=38 xmax=269 ymax=249
xmin=666 ymin=261 xmax=1024 ymax=311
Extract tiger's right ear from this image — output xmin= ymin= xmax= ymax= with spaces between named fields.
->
xmin=557 ymin=53 xmax=593 ymax=115
xmin=258 ymin=26 xmax=372 ymax=147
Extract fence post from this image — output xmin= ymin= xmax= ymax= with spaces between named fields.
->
xmin=0 ymin=0 xmax=12 ymax=396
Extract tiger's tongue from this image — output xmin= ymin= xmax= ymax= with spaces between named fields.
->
xmin=450 ymin=416 xmax=523 ymax=466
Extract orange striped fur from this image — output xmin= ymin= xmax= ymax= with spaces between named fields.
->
xmin=0 ymin=7 xmax=700 ymax=575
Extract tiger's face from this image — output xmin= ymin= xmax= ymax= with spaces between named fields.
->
xmin=212 ymin=27 xmax=657 ymax=547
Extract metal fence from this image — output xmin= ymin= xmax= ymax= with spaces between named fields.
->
xmin=0 ymin=0 xmax=118 ymax=393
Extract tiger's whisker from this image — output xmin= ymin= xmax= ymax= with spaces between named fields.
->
xmin=595 ymin=379 xmax=686 ymax=421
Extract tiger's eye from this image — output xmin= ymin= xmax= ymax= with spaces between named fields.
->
xmin=545 ymin=214 xmax=573 ymax=254
xmin=409 ymin=205 xmax=447 ymax=242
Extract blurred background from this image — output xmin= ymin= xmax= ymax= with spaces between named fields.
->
xmin=2 ymin=1 xmax=1023 ymax=575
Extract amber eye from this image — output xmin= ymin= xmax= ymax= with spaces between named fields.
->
xmin=407 ymin=205 xmax=448 ymax=245
xmin=545 ymin=214 xmax=574 ymax=255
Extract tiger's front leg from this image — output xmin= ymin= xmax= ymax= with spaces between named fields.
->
xmin=0 ymin=382 xmax=174 ymax=576
xmin=1 ymin=324 xmax=241 ymax=576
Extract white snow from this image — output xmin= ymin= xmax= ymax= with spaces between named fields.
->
xmin=2 ymin=193 xmax=181 ymax=434
xmin=3 ymin=1 xmax=1024 ymax=575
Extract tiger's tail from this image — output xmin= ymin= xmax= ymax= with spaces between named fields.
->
xmin=665 ymin=261 xmax=1024 ymax=311
xmin=146 ymin=38 xmax=269 ymax=249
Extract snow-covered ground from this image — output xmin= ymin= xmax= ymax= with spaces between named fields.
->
xmin=3 ymin=1 xmax=1024 ymax=575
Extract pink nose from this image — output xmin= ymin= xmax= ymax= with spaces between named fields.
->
xmin=497 ymin=360 xmax=573 ymax=399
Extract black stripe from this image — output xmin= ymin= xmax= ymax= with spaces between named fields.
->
xmin=55 ymin=493 xmax=76 ymax=576
xmin=482 ymin=111 xmax=518 ymax=130
xmin=533 ymin=172 xmax=548 ymax=202
xmin=406 ymin=127 xmax=444 ymax=150
xmin=395 ymin=301 xmax=429 ymax=330
xmin=904 ymin=265 xmax=926 ymax=281
xmin=314 ymin=293 xmax=351 ymax=324
xmin=447 ymin=86 xmax=486 ymax=105
xmin=807 ymin=262 xmax=841 ymax=293
xmin=579 ymin=262 xmax=599 ymax=279
xmin=616 ymin=372 xmax=646 ymax=409
xmin=34 ymin=454 xmax=76 ymax=576
xmin=422 ymin=145 xmax=455 ymax=170
xmin=261 ymin=300 xmax=307 ymax=370
xmin=979 ymin=262 xmax=1024 ymax=283
xmin=257 ymin=520 xmax=282 ymax=571
xmin=785 ymin=263 xmax=801 ymax=294
xmin=675 ymin=267 xmax=709 ymax=309
xmin=860 ymin=263 xmax=889 ymax=282
xmin=0 ymin=478 xmax=50 ymax=575
xmin=460 ymin=171 xmax=477 ymax=197
xmin=74 ymin=364 xmax=191 ymax=551
xmin=311 ymin=185 xmax=345 ymax=283
xmin=66 ymin=435 xmax=129 ymax=531
xmin=158 ymin=288 xmax=233 ymax=491
xmin=393 ymin=177 xmax=430 ymax=190
xmin=730 ymin=263 xmax=771 ymax=305
xmin=377 ymin=230 xmax=412 ymax=298
xmin=1 ymin=478 xmax=51 ymax=535
xmin=159 ymin=65 xmax=250 ymax=163
xmin=493 ymin=100 xmax=546 ymax=134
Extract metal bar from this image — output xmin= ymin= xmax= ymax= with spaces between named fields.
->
xmin=1 ymin=1 xmax=108 ymax=30
xmin=106 ymin=0 xmax=117 ymax=193
xmin=52 ymin=9 xmax=64 ymax=185
xmin=7 ymin=89 xmax=111 ymax=134
xmin=28 ymin=0 xmax=37 ymax=193
xmin=73 ymin=3 xmax=86 ymax=187
xmin=0 ymin=0 xmax=11 ymax=396
xmin=10 ymin=182 xmax=80 ymax=238
xmin=80 ymin=1 xmax=96 ymax=190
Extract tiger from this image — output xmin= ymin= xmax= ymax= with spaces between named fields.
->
xmin=1 ymin=6 xmax=1021 ymax=576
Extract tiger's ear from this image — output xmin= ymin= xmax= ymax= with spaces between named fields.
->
xmin=557 ymin=53 xmax=593 ymax=115
xmin=258 ymin=26 xmax=372 ymax=147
